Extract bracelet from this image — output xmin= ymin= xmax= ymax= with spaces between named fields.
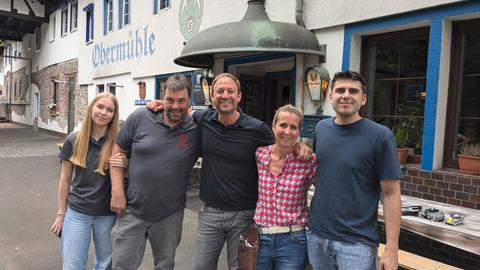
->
xmin=56 ymin=212 xmax=65 ymax=216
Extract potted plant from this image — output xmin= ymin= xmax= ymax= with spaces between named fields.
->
xmin=458 ymin=143 xmax=480 ymax=173
xmin=392 ymin=121 xmax=410 ymax=164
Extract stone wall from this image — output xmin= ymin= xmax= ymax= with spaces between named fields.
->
xmin=3 ymin=68 xmax=29 ymax=116
xmin=401 ymin=165 xmax=480 ymax=210
xmin=31 ymin=59 xmax=82 ymax=130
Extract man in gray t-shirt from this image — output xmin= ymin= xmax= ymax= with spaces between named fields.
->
xmin=109 ymin=74 xmax=201 ymax=270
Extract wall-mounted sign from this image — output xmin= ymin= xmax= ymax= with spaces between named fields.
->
xmin=179 ymin=0 xmax=203 ymax=41
xmin=135 ymin=81 xmax=151 ymax=105
xmin=92 ymin=25 xmax=156 ymax=68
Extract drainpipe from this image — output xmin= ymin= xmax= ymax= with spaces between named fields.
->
xmin=295 ymin=0 xmax=305 ymax=111
xmin=295 ymin=0 xmax=305 ymax=27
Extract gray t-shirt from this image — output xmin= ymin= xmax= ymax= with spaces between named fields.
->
xmin=116 ymin=107 xmax=201 ymax=222
xmin=59 ymin=132 xmax=115 ymax=216
xmin=309 ymin=118 xmax=403 ymax=246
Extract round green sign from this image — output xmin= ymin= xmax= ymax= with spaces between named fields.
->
xmin=179 ymin=0 xmax=203 ymax=41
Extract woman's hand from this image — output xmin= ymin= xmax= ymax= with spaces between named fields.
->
xmin=50 ymin=213 xmax=65 ymax=237
xmin=109 ymin=153 xmax=128 ymax=168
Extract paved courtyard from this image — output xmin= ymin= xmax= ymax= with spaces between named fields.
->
xmin=0 ymin=123 xmax=227 ymax=270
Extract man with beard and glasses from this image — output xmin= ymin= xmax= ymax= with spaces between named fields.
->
xmin=148 ymin=73 xmax=312 ymax=269
xmin=109 ymin=74 xmax=201 ymax=270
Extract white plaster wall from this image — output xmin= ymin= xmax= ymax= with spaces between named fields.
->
xmin=302 ymin=0 xmax=462 ymax=30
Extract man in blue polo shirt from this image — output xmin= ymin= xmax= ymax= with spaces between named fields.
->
xmin=308 ymin=71 xmax=402 ymax=270
xmin=109 ymin=74 xmax=201 ymax=270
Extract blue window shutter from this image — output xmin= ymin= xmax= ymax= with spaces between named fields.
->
xmin=92 ymin=11 xmax=94 ymax=39
xmin=103 ymin=0 xmax=107 ymax=35
xmin=153 ymin=0 xmax=157 ymax=14
xmin=118 ymin=0 xmax=123 ymax=29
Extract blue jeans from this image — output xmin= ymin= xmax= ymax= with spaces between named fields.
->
xmin=307 ymin=231 xmax=378 ymax=270
xmin=256 ymin=230 xmax=308 ymax=270
xmin=61 ymin=207 xmax=117 ymax=270
xmin=192 ymin=204 xmax=255 ymax=270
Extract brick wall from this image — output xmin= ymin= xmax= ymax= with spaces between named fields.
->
xmin=401 ymin=165 xmax=480 ymax=210
xmin=379 ymin=222 xmax=480 ymax=269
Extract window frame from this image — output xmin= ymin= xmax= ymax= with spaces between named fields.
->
xmin=123 ymin=0 xmax=130 ymax=26
xmin=70 ymin=1 xmax=78 ymax=32
xmin=106 ymin=0 xmax=114 ymax=33
xmin=50 ymin=13 xmax=56 ymax=41
xmin=85 ymin=7 xmax=94 ymax=43
xmin=444 ymin=19 xmax=480 ymax=168
xmin=35 ymin=27 xmax=41 ymax=51
xmin=61 ymin=6 xmax=69 ymax=36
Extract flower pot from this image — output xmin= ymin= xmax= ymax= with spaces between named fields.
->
xmin=397 ymin=148 xmax=409 ymax=164
xmin=458 ymin=154 xmax=480 ymax=173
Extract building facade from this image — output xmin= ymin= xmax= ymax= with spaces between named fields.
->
xmin=1 ymin=0 xmax=479 ymax=198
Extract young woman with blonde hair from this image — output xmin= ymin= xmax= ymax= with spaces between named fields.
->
xmin=51 ymin=92 xmax=125 ymax=270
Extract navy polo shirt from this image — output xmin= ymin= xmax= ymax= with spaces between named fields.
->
xmin=116 ymin=108 xmax=201 ymax=222
xmin=193 ymin=109 xmax=274 ymax=211
xmin=59 ymin=132 xmax=115 ymax=216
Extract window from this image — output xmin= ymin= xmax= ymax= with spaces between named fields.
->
xmin=70 ymin=1 xmax=78 ymax=32
xmin=85 ymin=5 xmax=94 ymax=43
xmin=154 ymin=0 xmax=170 ymax=14
xmin=108 ymin=83 xmax=116 ymax=95
xmin=123 ymin=0 xmax=131 ymax=25
xmin=97 ymin=84 xmax=105 ymax=93
xmin=35 ymin=28 xmax=41 ymax=51
xmin=26 ymin=34 xmax=32 ymax=50
xmin=361 ymin=28 xmax=429 ymax=155
xmin=159 ymin=0 xmax=170 ymax=10
xmin=444 ymin=19 xmax=480 ymax=168
xmin=50 ymin=14 xmax=56 ymax=41
xmin=61 ymin=7 xmax=68 ymax=36
xmin=105 ymin=0 xmax=114 ymax=33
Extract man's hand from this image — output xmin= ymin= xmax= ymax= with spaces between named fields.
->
xmin=147 ymin=100 xmax=164 ymax=112
xmin=294 ymin=142 xmax=313 ymax=160
xmin=379 ymin=247 xmax=398 ymax=270
xmin=110 ymin=192 xmax=126 ymax=215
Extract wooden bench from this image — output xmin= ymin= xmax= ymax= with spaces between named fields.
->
xmin=378 ymin=244 xmax=461 ymax=270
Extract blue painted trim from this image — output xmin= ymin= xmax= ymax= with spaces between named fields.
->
xmin=342 ymin=1 xmax=480 ymax=171
xmin=103 ymin=0 xmax=107 ymax=35
xmin=118 ymin=0 xmax=123 ymax=29
xmin=83 ymin=3 xmax=94 ymax=12
xmin=154 ymin=77 xmax=158 ymax=100
xmin=153 ymin=0 xmax=158 ymax=14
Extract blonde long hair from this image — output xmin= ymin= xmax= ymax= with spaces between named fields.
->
xmin=69 ymin=92 xmax=119 ymax=175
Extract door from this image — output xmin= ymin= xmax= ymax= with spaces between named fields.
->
xmin=265 ymin=71 xmax=292 ymax=123
xmin=239 ymin=75 xmax=265 ymax=121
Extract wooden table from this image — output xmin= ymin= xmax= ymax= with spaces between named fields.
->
xmin=377 ymin=195 xmax=480 ymax=255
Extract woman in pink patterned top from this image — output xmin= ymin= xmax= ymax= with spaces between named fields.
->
xmin=254 ymin=104 xmax=317 ymax=270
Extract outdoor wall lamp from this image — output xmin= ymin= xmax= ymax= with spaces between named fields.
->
xmin=305 ymin=65 xmax=330 ymax=114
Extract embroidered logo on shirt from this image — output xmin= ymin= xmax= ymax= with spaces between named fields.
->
xmin=176 ymin=133 xmax=189 ymax=148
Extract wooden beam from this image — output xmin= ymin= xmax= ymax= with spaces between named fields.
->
xmin=0 ymin=10 xmax=47 ymax=24
xmin=0 ymin=35 xmax=23 ymax=42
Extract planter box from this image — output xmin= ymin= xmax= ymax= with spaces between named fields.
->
xmin=458 ymin=154 xmax=480 ymax=173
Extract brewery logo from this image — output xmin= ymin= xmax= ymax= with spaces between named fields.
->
xmin=179 ymin=0 xmax=203 ymax=41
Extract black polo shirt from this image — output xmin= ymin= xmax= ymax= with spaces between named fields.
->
xmin=193 ymin=109 xmax=274 ymax=211
xmin=59 ymin=132 xmax=115 ymax=216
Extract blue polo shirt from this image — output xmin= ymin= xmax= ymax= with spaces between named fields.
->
xmin=193 ymin=109 xmax=274 ymax=211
